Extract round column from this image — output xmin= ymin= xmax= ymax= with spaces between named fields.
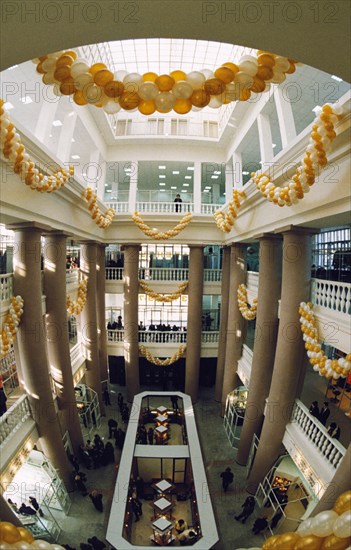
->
xmin=43 ymin=232 xmax=84 ymax=455
xmin=96 ymin=244 xmax=108 ymax=383
xmin=214 ymin=246 xmax=231 ymax=402
xmin=236 ymin=235 xmax=282 ymax=465
xmin=10 ymin=223 xmax=73 ymax=490
xmin=185 ymin=245 xmax=204 ymax=403
xmin=220 ymin=243 xmax=247 ymax=415
xmin=80 ymin=242 xmax=104 ymax=411
xmin=123 ymin=244 xmax=140 ymax=401
xmin=247 ymin=228 xmax=313 ymax=492
xmin=311 ymin=444 xmax=351 ymax=515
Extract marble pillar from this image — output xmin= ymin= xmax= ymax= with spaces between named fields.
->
xmin=123 ymin=244 xmax=140 ymax=401
xmin=96 ymin=244 xmax=108 ymax=383
xmin=214 ymin=246 xmax=231 ymax=402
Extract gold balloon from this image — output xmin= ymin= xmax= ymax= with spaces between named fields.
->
xmin=56 ymin=54 xmax=75 ymax=67
xmin=262 ymin=535 xmax=281 ymax=549
xmin=294 ymin=535 xmax=323 ymax=550
xmin=0 ymin=522 xmax=21 ymax=543
xmin=73 ymin=90 xmax=88 ymax=105
xmin=89 ymin=63 xmax=107 ymax=76
xmin=54 ymin=65 xmax=72 ymax=82
xmin=214 ymin=66 xmax=235 ymax=83
xmin=277 ymin=533 xmax=301 ymax=546
xmin=64 ymin=50 xmax=78 ymax=60
xmin=17 ymin=527 xmax=34 ymax=544
xmin=256 ymin=65 xmax=274 ymax=80
xmin=204 ymin=78 xmax=226 ymax=95
xmin=36 ymin=61 xmax=47 ymax=74
xmin=239 ymin=88 xmax=251 ymax=101
xmin=170 ymin=70 xmax=187 ymax=82
xmin=60 ymin=78 xmax=76 ymax=95
xmin=143 ymin=72 xmax=158 ymax=82
xmin=173 ymin=98 xmax=192 ymax=114
xmin=258 ymin=54 xmax=276 ymax=67
xmin=119 ymin=92 xmax=140 ymax=110
xmin=250 ymin=77 xmax=266 ymax=93
xmin=321 ymin=535 xmax=351 ymax=550
xmin=334 ymin=491 xmax=351 ymax=515
xmin=138 ymin=100 xmax=156 ymax=115
xmin=222 ymin=62 xmax=239 ymax=74
xmin=94 ymin=69 xmax=114 ymax=87
xmin=104 ymin=80 xmax=124 ymax=98
xmin=190 ymin=89 xmax=210 ymax=108
xmin=155 ymin=74 xmax=175 ymax=92
xmin=286 ymin=61 xmax=296 ymax=74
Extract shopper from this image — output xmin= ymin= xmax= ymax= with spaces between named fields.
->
xmin=75 ymin=473 xmax=88 ymax=496
xmin=29 ymin=496 xmax=44 ymax=517
xmin=87 ymin=537 xmax=106 ymax=550
xmin=319 ymin=402 xmax=330 ymax=425
xmin=0 ymin=387 xmax=7 ymax=416
xmin=327 ymin=422 xmax=341 ymax=439
xmin=309 ymin=401 xmax=319 ymax=419
xmin=18 ymin=503 xmax=37 ymax=516
xmin=103 ymin=388 xmax=111 ymax=406
xmin=89 ymin=490 xmax=103 ymax=512
xmin=252 ymin=516 xmax=268 ymax=535
xmin=174 ymin=193 xmax=182 ymax=212
xmin=108 ymin=418 xmax=118 ymax=439
xmin=178 ymin=529 xmax=197 ymax=545
xmin=235 ymin=496 xmax=255 ymax=523
xmin=147 ymin=427 xmax=154 ymax=445
xmin=131 ymin=497 xmax=142 ymax=521
xmin=175 ymin=518 xmax=188 ymax=534
xmin=220 ymin=467 xmax=234 ymax=492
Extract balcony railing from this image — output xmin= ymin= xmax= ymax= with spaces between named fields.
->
xmin=201 ymin=204 xmax=222 ymax=214
xmin=291 ymin=400 xmax=346 ymax=469
xmin=204 ymin=269 xmax=222 ymax=282
xmin=0 ymin=273 xmax=13 ymax=301
xmin=138 ymin=268 xmax=189 ymax=281
xmin=107 ymin=330 xmax=219 ymax=344
xmin=135 ymin=202 xmax=193 ymax=214
xmin=0 ymin=394 xmax=32 ymax=446
xmin=105 ymin=201 xmax=129 ymax=213
xmin=247 ymin=271 xmax=259 ymax=293
xmin=311 ymin=278 xmax=351 ymax=315
xmin=106 ymin=268 xmax=124 ymax=280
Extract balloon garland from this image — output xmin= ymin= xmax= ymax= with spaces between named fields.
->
xmin=299 ymin=301 xmax=351 ymax=380
xmin=0 ymin=296 xmax=24 ymax=357
xmin=214 ymin=190 xmax=246 ymax=232
xmin=0 ymin=99 xmax=74 ymax=193
xmin=66 ymin=278 xmax=88 ymax=315
xmin=252 ymin=103 xmax=345 ymax=207
xmin=33 ymin=50 xmax=299 ymax=115
xmin=83 ymin=187 xmax=115 ymax=228
xmin=132 ymin=211 xmax=192 ymax=240
xmin=237 ymin=490 xmax=351 ymax=550
xmin=237 ymin=284 xmax=258 ymax=320
xmin=139 ymin=344 xmax=186 ymax=366
xmin=0 ymin=520 xmax=66 ymax=548
xmin=139 ymin=280 xmax=188 ymax=302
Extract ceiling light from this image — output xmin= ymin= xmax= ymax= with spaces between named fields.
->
xmin=71 ymin=138 xmax=75 ymax=142
xmin=214 ymin=171 xmax=221 ymax=174
xmin=242 ymin=171 xmax=249 ymax=175
xmin=106 ymin=189 xmax=112 ymax=193
xmin=223 ymin=192 xmax=226 ymax=195
xmin=159 ymin=165 xmax=166 ymax=169
xmin=187 ymin=167 xmax=194 ymax=171
xmin=183 ymin=183 xmax=189 ymax=187
xmin=172 ymin=171 xmax=180 ymax=175
xmin=184 ymin=176 xmax=192 ymax=179
xmin=105 ymin=184 xmax=108 ymax=187
xmin=205 ymin=186 xmax=212 ymax=190
xmin=20 ymin=96 xmax=33 ymax=104
xmin=272 ymin=143 xmax=277 ymax=148
xmin=160 ymin=189 xmax=165 ymax=192
xmin=159 ymin=183 xmax=166 ymax=186
xmin=211 ymin=175 xmax=219 ymax=179
xmin=72 ymin=155 xmax=80 ymax=159
xmin=49 ymin=134 xmax=52 ymax=137
xmin=312 ymin=105 xmax=322 ymax=113
xmin=124 ymin=167 xmax=131 ymax=172
xmin=203 ymin=189 xmax=209 ymax=193
xmin=331 ymin=75 xmax=343 ymax=82
xmin=171 ymin=186 xmax=177 ymax=189
xmin=4 ymin=102 xmax=14 ymax=110
xmin=159 ymin=175 xmax=166 ymax=178
xmin=52 ymin=120 xmax=62 ymax=126
xmin=227 ymin=122 xmax=236 ymax=128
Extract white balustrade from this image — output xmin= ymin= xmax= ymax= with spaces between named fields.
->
xmin=0 ymin=273 xmax=13 ymax=301
xmin=0 ymin=394 xmax=33 ymax=446
xmin=201 ymin=331 xmax=219 ymax=343
xmin=204 ymin=269 xmax=222 ymax=282
xmin=107 ymin=329 xmax=124 ymax=342
xmin=291 ymin=400 xmax=346 ymax=469
xmin=0 ymin=348 xmax=16 ymax=375
xmin=138 ymin=267 xmax=189 ymax=281
xmin=105 ymin=201 xmax=129 ymax=213
xmin=135 ymin=201 xmax=193 ymax=214
xmin=311 ymin=278 xmax=351 ymax=315
xmin=66 ymin=269 xmax=79 ymax=285
xmin=201 ymin=204 xmax=222 ymax=214
xmin=106 ymin=268 xmax=124 ymax=281
xmin=242 ymin=344 xmax=254 ymax=364
xmin=247 ymin=271 xmax=259 ymax=293
xmin=138 ymin=331 xmax=187 ymax=344
xmin=70 ymin=342 xmax=84 ymax=364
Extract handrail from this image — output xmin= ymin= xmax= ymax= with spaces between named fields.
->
xmin=0 ymin=394 xmax=33 ymax=446
xmin=107 ymin=330 xmax=219 ymax=344
xmin=203 ymin=269 xmax=222 ymax=282
xmin=138 ymin=267 xmax=189 ymax=281
xmin=135 ymin=201 xmax=193 ymax=214
xmin=0 ymin=273 xmax=13 ymax=301
xmin=311 ymin=278 xmax=351 ymax=315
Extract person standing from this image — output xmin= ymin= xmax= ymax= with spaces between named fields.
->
xmin=147 ymin=427 xmax=154 ymax=445
xmin=29 ymin=496 xmax=44 ymax=517
xmin=131 ymin=497 xmax=142 ymax=521
xmin=309 ymin=401 xmax=319 ymax=419
xmin=171 ymin=395 xmax=179 ymax=411
xmin=0 ymin=387 xmax=7 ymax=416
xmin=319 ymin=402 xmax=330 ymax=425
xmin=89 ymin=490 xmax=103 ymax=512
xmin=220 ymin=467 xmax=234 ymax=492
xmin=174 ymin=194 xmax=182 ymax=213
xmin=235 ymin=496 xmax=255 ymax=523
xmin=103 ymin=388 xmax=111 ymax=406
xmin=327 ymin=422 xmax=341 ymax=440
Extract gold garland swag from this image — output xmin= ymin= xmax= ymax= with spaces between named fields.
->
xmin=139 ymin=344 xmax=186 ymax=366
xmin=139 ymin=280 xmax=188 ymax=302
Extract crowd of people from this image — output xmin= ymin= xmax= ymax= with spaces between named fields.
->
xmin=309 ymin=401 xmax=341 ymax=439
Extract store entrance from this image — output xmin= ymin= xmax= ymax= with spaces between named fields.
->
xmin=3 ymin=449 xmax=71 ymax=541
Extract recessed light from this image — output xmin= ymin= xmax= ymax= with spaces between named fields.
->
xmin=171 ymin=186 xmax=177 ymax=190
xmin=227 ymin=122 xmax=236 ymax=128
xmin=4 ymin=102 xmax=14 ymax=110
xmin=331 ymin=75 xmax=342 ymax=82
xmin=159 ymin=183 xmax=166 ymax=186
xmin=20 ymin=96 xmax=33 ymax=104
xmin=72 ymin=155 xmax=80 ymax=159
xmin=242 ymin=171 xmax=249 ymax=175
xmin=71 ymin=138 xmax=75 ymax=142
xmin=185 ymin=176 xmax=192 ymax=180
xmin=160 ymin=189 xmax=165 ymax=192
xmin=214 ymin=171 xmax=221 ymax=175
xmin=124 ymin=168 xmax=131 ymax=172
xmin=211 ymin=175 xmax=219 ymax=179
xmin=272 ymin=143 xmax=277 ymax=148
xmin=223 ymin=192 xmax=226 ymax=195
xmin=312 ymin=105 xmax=322 ymax=113
xmin=183 ymin=183 xmax=189 ymax=187
xmin=52 ymin=120 xmax=62 ymax=126
xmin=159 ymin=175 xmax=166 ymax=178
xmin=203 ymin=189 xmax=209 ymax=193
xmin=106 ymin=189 xmax=112 ymax=193
xmin=49 ymin=134 xmax=52 ymax=137
xmin=172 ymin=171 xmax=180 ymax=175
xmin=187 ymin=166 xmax=194 ymax=171
xmin=205 ymin=186 xmax=212 ymax=189
xmin=159 ymin=165 xmax=166 ymax=169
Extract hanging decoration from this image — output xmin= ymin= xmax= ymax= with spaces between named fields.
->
xmin=214 ymin=190 xmax=246 ymax=232
xmin=252 ymin=103 xmax=344 ymax=207
xmin=237 ymin=284 xmax=258 ymax=320
xmin=132 ymin=211 xmax=192 ymax=240
xmin=0 ymin=99 xmax=74 ymax=192
xmin=139 ymin=280 xmax=188 ymax=302
xmin=0 ymin=296 xmax=24 ymax=357
xmin=299 ymin=301 xmax=351 ymax=379
xmin=32 ymin=50 xmax=299 ymax=115
xmin=83 ymin=187 xmax=115 ymax=228
xmin=67 ymin=278 xmax=88 ymax=315
xmin=237 ymin=490 xmax=351 ymax=550
xmin=139 ymin=344 xmax=186 ymax=366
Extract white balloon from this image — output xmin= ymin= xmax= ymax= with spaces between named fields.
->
xmin=235 ymin=72 xmax=254 ymax=87
xmin=70 ymin=60 xmax=89 ymax=78
xmin=297 ymin=517 xmax=314 ymax=535
xmin=74 ymin=72 xmax=93 ymax=90
xmin=138 ymin=81 xmax=158 ymax=100
xmin=154 ymin=92 xmax=175 ymax=112
xmin=208 ymin=94 xmax=223 ymax=109
xmin=123 ymin=72 xmax=143 ymax=86
xmin=186 ymin=71 xmax=205 ymax=90
xmin=103 ymin=100 xmax=121 ymax=115
xmin=12 ymin=542 xmax=32 ymax=550
xmin=172 ymin=80 xmax=193 ymax=99
xmin=41 ymin=58 xmax=57 ymax=72
xmin=33 ymin=541 xmax=52 ymax=550
xmin=200 ymin=69 xmax=215 ymax=79
xmin=333 ymin=510 xmax=351 ymax=538
xmin=238 ymin=61 xmax=258 ymax=76
xmin=310 ymin=510 xmax=338 ymax=537
xmin=274 ymin=56 xmax=291 ymax=72
xmin=114 ymin=70 xmax=128 ymax=81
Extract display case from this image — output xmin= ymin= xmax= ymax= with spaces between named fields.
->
xmin=151 ymin=517 xmax=175 ymax=546
xmin=223 ymin=386 xmax=248 ymax=449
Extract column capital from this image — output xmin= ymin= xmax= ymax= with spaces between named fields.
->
xmin=121 ymin=243 xmax=141 ymax=251
xmin=43 ymin=230 xmax=71 ymax=238
xmin=187 ymin=244 xmax=205 ymax=250
xmin=6 ymin=221 xmax=52 ymax=233
xmin=274 ymin=225 xmax=320 ymax=236
xmin=255 ymin=232 xmax=283 ymax=241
